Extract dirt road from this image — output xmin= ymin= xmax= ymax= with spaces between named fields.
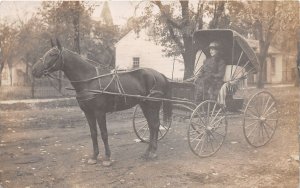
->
xmin=0 ymin=87 xmax=299 ymax=188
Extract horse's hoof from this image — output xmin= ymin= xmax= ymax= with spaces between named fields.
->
xmin=141 ymin=153 xmax=149 ymax=160
xmin=102 ymin=160 xmax=112 ymax=167
xmin=148 ymin=152 xmax=158 ymax=160
xmin=87 ymin=159 xmax=97 ymax=165
xmin=142 ymin=152 xmax=157 ymax=160
xmin=97 ymin=155 xmax=103 ymax=161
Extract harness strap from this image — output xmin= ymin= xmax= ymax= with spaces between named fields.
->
xmin=95 ymin=67 xmax=102 ymax=90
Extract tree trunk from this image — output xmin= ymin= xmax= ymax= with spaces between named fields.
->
xmin=182 ymin=36 xmax=196 ymax=80
xmin=256 ymin=53 xmax=268 ymax=88
xmin=58 ymin=71 xmax=62 ymax=92
xmin=31 ymin=77 xmax=35 ymax=98
xmin=73 ymin=2 xmax=81 ymax=54
xmin=256 ymin=62 xmax=264 ymax=88
xmin=0 ymin=62 xmax=4 ymax=86
xmin=8 ymin=64 xmax=12 ymax=86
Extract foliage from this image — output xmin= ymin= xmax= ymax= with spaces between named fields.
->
xmin=227 ymin=1 xmax=299 ymax=88
xmin=0 ymin=1 xmax=120 ymax=86
xmin=132 ymin=1 xmax=229 ymax=79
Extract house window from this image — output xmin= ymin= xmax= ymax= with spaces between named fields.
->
xmin=132 ymin=57 xmax=140 ymax=69
xmin=271 ymin=57 xmax=276 ymax=75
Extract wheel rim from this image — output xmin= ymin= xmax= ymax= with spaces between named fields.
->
xmin=243 ymin=91 xmax=278 ymax=147
xmin=133 ymin=105 xmax=171 ymax=143
xmin=188 ymin=100 xmax=227 ymax=157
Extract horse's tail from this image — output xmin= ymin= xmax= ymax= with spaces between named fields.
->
xmin=162 ymin=77 xmax=172 ymax=124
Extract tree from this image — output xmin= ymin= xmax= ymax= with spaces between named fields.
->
xmin=38 ymin=1 xmax=94 ymax=54
xmin=227 ymin=1 xmax=299 ymax=88
xmin=0 ymin=21 xmax=18 ymax=86
xmin=134 ymin=1 xmax=229 ymax=79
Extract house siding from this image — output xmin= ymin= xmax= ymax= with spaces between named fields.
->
xmin=115 ymin=30 xmax=184 ymax=80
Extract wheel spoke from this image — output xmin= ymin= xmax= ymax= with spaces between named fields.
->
xmin=159 ymin=124 xmax=167 ymax=131
xmin=194 ymin=110 xmax=206 ymax=126
xmin=262 ymin=96 xmax=271 ymax=114
xmin=209 ymin=116 xmax=225 ymax=129
xmin=263 ymin=102 xmax=275 ymax=117
xmin=209 ymin=135 xmax=215 ymax=152
xmin=262 ymin=123 xmax=271 ymax=139
xmin=213 ymin=130 xmax=226 ymax=138
xmin=245 ymin=109 xmax=260 ymax=119
xmin=141 ymin=126 xmax=149 ymax=138
xmin=260 ymin=124 xmax=265 ymax=143
xmin=137 ymin=122 xmax=148 ymax=133
xmin=245 ymin=121 xmax=258 ymax=129
xmin=136 ymin=119 xmax=147 ymax=124
xmin=199 ymin=134 xmax=207 ymax=154
xmin=264 ymin=121 xmax=275 ymax=132
xmin=191 ymin=121 xmax=206 ymax=129
xmin=207 ymin=102 xmax=211 ymax=123
xmin=264 ymin=110 xmax=277 ymax=118
xmin=247 ymin=122 xmax=259 ymax=139
xmin=158 ymin=128 xmax=163 ymax=137
xmin=244 ymin=117 xmax=260 ymax=120
xmin=194 ymin=134 xmax=206 ymax=151
xmin=209 ymin=108 xmax=222 ymax=127
xmin=190 ymin=132 xmax=205 ymax=143
xmin=247 ymin=105 xmax=259 ymax=116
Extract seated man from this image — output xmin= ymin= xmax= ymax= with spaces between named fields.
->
xmin=194 ymin=41 xmax=227 ymax=103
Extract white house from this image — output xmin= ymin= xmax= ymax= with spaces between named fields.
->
xmin=247 ymin=39 xmax=285 ymax=84
xmin=115 ymin=29 xmax=184 ymax=80
xmin=1 ymin=60 xmax=28 ymax=86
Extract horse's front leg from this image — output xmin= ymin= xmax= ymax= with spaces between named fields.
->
xmin=84 ymin=111 xmax=99 ymax=164
xmin=96 ymin=111 xmax=112 ymax=166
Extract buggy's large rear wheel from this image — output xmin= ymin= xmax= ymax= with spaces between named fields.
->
xmin=188 ymin=100 xmax=227 ymax=157
xmin=132 ymin=105 xmax=171 ymax=143
xmin=243 ymin=91 xmax=278 ymax=147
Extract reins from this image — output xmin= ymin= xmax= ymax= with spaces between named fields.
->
xmin=42 ymin=48 xmax=129 ymax=98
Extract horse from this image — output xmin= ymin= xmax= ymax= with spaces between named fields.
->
xmin=32 ymin=40 xmax=172 ymax=166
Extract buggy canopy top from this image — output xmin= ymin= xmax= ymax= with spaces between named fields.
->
xmin=193 ymin=29 xmax=259 ymax=73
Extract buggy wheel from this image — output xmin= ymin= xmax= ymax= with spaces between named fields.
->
xmin=188 ymin=100 xmax=227 ymax=157
xmin=132 ymin=105 xmax=171 ymax=143
xmin=243 ymin=91 xmax=278 ymax=147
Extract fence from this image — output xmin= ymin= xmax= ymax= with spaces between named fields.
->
xmin=0 ymin=73 xmax=75 ymax=100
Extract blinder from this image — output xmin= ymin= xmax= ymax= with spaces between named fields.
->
xmin=41 ymin=47 xmax=63 ymax=76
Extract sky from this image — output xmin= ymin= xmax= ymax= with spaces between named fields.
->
xmin=0 ymin=1 xmax=139 ymax=26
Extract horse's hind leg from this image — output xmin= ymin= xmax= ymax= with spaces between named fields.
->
xmin=140 ymin=102 xmax=160 ymax=159
xmin=84 ymin=111 xmax=99 ymax=164
xmin=95 ymin=111 xmax=112 ymax=166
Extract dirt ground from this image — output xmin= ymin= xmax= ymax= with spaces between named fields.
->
xmin=0 ymin=86 xmax=299 ymax=188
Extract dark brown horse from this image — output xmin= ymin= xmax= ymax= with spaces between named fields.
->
xmin=32 ymin=40 xmax=172 ymax=166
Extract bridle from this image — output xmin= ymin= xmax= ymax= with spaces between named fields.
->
xmin=41 ymin=47 xmax=64 ymax=76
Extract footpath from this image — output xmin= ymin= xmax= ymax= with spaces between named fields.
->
xmin=0 ymin=84 xmax=296 ymax=111
xmin=0 ymin=97 xmax=77 ymax=110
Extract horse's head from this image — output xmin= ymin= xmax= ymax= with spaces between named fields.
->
xmin=32 ymin=39 xmax=63 ymax=78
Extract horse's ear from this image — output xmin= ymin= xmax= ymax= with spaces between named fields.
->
xmin=50 ymin=39 xmax=54 ymax=47
xmin=56 ymin=38 xmax=62 ymax=50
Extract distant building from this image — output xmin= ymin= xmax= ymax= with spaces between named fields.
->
xmin=247 ymin=39 xmax=296 ymax=84
xmin=1 ymin=60 xmax=29 ymax=86
xmin=115 ymin=29 xmax=184 ymax=80
xmin=100 ymin=1 xmax=114 ymax=26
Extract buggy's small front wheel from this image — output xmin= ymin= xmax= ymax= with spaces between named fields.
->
xmin=132 ymin=105 xmax=171 ymax=143
xmin=188 ymin=100 xmax=227 ymax=157
xmin=243 ymin=91 xmax=278 ymax=147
